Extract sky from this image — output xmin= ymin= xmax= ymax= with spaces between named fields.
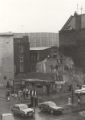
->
xmin=0 ymin=0 xmax=85 ymax=33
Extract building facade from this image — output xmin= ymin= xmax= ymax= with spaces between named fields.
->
xmin=59 ymin=12 xmax=85 ymax=70
xmin=14 ymin=36 xmax=30 ymax=75
xmin=0 ymin=34 xmax=14 ymax=86
xmin=0 ymin=33 xmax=30 ymax=86
xmin=14 ymin=32 xmax=59 ymax=48
xmin=0 ymin=32 xmax=58 ymax=86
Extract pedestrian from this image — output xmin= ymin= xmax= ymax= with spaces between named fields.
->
xmin=28 ymin=89 xmax=30 ymax=99
xmin=18 ymin=90 xmax=22 ymax=101
xmin=23 ymin=88 xmax=25 ymax=99
xmin=78 ymin=95 xmax=81 ymax=105
xmin=25 ymin=88 xmax=28 ymax=98
xmin=34 ymin=90 xmax=38 ymax=107
xmin=6 ymin=90 xmax=10 ymax=101
xmin=6 ymin=81 xmax=10 ymax=89
xmin=30 ymin=89 xmax=34 ymax=107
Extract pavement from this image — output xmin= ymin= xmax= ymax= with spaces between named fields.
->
xmin=0 ymin=88 xmax=85 ymax=120
xmin=0 ymin=87 xmax=85 ymax=114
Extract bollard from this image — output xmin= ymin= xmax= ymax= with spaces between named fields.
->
xmin=68 ymin=97 xmax=72 ymax=105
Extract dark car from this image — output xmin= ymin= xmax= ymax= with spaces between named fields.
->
xmin=11 ymin=103 xmax=34 ymax=117
xmin=38 ymin=101 xmax=63 ymax=115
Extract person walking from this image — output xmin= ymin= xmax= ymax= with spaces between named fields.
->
xmin=30 ymin=89 xmax=34 ymax=107
xmin=78 ymin=95 xmax=81 ymax=105
xmin=23 ymin=88 xmax=25 ymax=99
xmin=25 ymin=88 xmax=28 ymax=99
xmin=6 ymin=90 xmax=10 ymax=101
xmin=18 ymin=90 xmax=22 ymax=102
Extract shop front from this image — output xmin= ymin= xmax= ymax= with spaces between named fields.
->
xmin=22 ymin=79 xmax=55 ymax=95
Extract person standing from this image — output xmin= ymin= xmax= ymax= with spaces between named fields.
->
xmin=6 ymin=90 xmax=10 ymax=101
xmin=30 ymin=89 xmax=34 ymax=107
xmin=23 ymin=88 xmax=25 ymax=99
xmin=18 ymin=90 xmax=22 ymax=102
xmin=78 ymin=94 xmax=81 ymax=105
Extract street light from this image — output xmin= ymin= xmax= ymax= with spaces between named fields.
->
xmin=70 ymin=68 xmax=74 ymax=104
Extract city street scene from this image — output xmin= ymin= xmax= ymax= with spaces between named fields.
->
xmin=1 ymin=0 xmax=85 ymax=120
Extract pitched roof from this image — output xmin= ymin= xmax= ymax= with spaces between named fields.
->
xmin=60 ymin=13 xmax=85 ymax=31
xmin=14 ymin=32 xmax=59 ymax=47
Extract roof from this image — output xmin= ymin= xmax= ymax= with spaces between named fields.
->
xmin=0 ymin=32 xmax=14 ymax=36
xmin=15 ymin=72 xmax=55 ymax=82
xmin=42 ymin=101 xmax=55 ymax=104
xmin=15 ymin=72 xmax=55 ymax=84
xmin=15 ymin=104 xmax=27 ymax=107
xmin=60 ymin=13 xmax=85 ymax=31
xmin=14 ymin=32 xmax=59 ymax=47
xmin=30 ymin=47 xmax=49 ymax=51
xmin=23 ymin=78 xmax=53 ymax=83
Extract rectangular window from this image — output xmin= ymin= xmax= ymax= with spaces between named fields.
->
xmin=19 ymin=45 xmax=24 ymax=53
xmin=20 ymin=62 xmax=24 ymax=72
xmin=20 ymin=56 xmax=24 ymax=62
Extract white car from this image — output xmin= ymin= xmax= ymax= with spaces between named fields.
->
xmin=79 ymin=111 xmax=85 ymax=117
xmin=75 ymin=85 xmax=85 ymax=94
xmin=11 ymin=103 xmax=34 ymax=117
xmin=1 ymin=113 xmax=15 ymax=120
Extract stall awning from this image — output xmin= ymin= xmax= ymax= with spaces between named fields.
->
xmin=23 ymin=78 xmax=54 ymax=85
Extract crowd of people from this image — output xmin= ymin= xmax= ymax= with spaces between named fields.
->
xmin=6 ymin=87 xmax=38 ymax=107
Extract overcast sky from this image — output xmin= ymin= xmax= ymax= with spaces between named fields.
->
xmin=0 ymin=0 xmax=85 ymax=33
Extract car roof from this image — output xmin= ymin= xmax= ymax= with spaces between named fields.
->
xmin=2 ymin=113 xmax=13 ymax=116
xmin=14 ymin=104 xmax=27 ymax=107
xmin=41 ymin=101 xmax=55 ymax=105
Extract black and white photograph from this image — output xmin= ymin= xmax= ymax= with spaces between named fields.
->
xmin=0 ymin=0 xmax=85 ymax=120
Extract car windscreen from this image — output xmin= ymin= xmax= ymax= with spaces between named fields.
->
xmin=19 ymin=105 xmax=28 ymax=110
xmin=46 ymin=102 xmax=56 ymax=107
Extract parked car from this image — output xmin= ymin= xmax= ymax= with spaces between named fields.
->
xmin=1 ymin=113 xmax=15 ymax=120
xmin=11 ymin=103 xmax=34 ymax=117
xmin=79 ymin=111 xmax=85 ymax=117
xmin=75 ymin=85 xmax=85 ymax=94
xmin=38 ymin=101 xmax=63 ymax=115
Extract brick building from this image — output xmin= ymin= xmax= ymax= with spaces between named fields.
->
xmin=59 ymin=12 xmax=85 ymax=70
xmin=14 ymin=36 xmax=30 ymax=75
xmin=0 ymin=32 xmax=58 ymax=86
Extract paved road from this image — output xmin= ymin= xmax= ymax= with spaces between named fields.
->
xmin=0 ymin=88 xmax=84 ymax=120
xmin=0 ymin=99 xmax=84 ymax=120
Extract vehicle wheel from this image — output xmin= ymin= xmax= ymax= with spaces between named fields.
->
xmin=32 ymin=113 xmax=35 ymax=118
xmin=21 ymin=113 xmax=25 ymax=117
xmin=13 ymin=112 xmax=17 ymax=116
xmin=40 ymin=107 xmax=43 ymax=111
xmin=56 ymin=111 xmax=62 ymax=115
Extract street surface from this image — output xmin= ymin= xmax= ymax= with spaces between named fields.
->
xmin=0 ymin=88 xmax=84 ymax=120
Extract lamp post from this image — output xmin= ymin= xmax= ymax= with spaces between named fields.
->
xmin=70 ymin=68 xmax=74 ymax=104
xmin=71 ymin=84 xmax=74 ymax=104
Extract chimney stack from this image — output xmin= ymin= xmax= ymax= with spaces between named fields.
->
xmin=74 ymin=12 xmax=81 ymax=30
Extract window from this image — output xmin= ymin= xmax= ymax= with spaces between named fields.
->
xmin=20 ymin=56 xmax=24 ymax=62
xmin=20 ymin=62 xmax=24 ymax=72
xmin=19 ymin=45 xmax=24 ymax=53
